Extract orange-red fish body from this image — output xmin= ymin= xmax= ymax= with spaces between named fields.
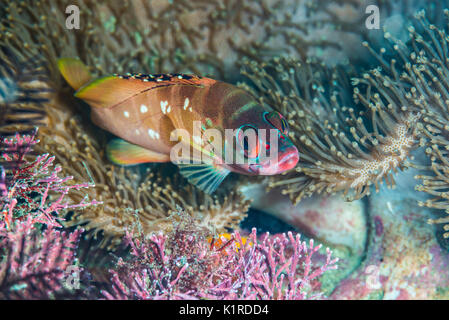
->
xmin=58 ymin=58 xmax=299 ymax=193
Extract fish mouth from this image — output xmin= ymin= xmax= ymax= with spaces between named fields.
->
xmin=249 ymin=147 xmax=299 ymax=175
xmin=277 ymin=148 xmax=299 ymax=172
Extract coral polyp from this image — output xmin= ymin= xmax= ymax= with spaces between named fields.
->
xmin=0 ymin=0 xmax=394 ymax=83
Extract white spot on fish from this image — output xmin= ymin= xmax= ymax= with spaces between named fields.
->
xmin=148 ymin=129 xmax=160 ymax=139
xmin=135 ymin=129 xmax=140 ymax=135
xmin=189 ymin=107 xmax=192 ymax=112
xmin=161 ymin=101 xmax=168 ymax=114
xmin=167 ymin=105 xmax=171 ymax=113
xmin=140 ymin=104 xmax=148 ymax=113
xmin=183 ymin=98 xmax=189 ymax=110
xmin=124 ymin=111 xmax=130 ymax=118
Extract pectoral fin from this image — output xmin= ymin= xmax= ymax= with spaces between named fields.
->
xmin=107 ymin=139 xmax=169 ymax=165
xmin=177 ymin=163 xmax=230 ymax=194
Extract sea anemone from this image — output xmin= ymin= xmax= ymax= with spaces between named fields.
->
xmin=366 ymin=10 xmax=449 ymax=238
xmin=0 ymin=46 xmax=49 ymax=137
xmin=240 ymin=56 xmax=419 ymax=204
xmin=0 ymin=0 xmax=394 ymax=84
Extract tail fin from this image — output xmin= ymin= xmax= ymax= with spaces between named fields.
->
xmin=57 ymin=58 xmax=92 ymax=91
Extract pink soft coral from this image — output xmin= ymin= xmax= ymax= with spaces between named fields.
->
xmin=103 ymin=211 xmax=338 ymax=300
xmin=0 ymin=131 xmax=101 ymax=299
xmin=0 ymin=131 xmax=101 ymax=228
xmin=0 ymin=217 xmax=84 ymax=299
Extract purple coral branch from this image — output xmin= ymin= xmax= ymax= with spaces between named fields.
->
xmin=0 ymin=217 xmax=84 ymax=299
xmin=103 ymin=215 xmax=338 ymax=300
xmin=0 ymin=132 xmax=102 ymax=228
xmin=0 ymin=131 xmax=106 ymax=299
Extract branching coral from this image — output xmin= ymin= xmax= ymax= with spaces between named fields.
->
xmin=0 ymin=132 xmax=103 ymax=299
xmin=102 ymin=210 xmax=338 ymax=300
xmin=0 ymin=218 xmax=85 ymax=299
xmin=240 ymin=56 xmax=419 ymax=204
xmin=0 ymin=132 xmax=100 ymax=228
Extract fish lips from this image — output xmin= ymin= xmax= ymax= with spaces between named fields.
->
xmin=249 ymin=146 xmax=299 ymax=175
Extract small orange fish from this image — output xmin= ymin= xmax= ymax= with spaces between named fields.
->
xmin=208 ymin=233 xmax=250 ymax=251
xmin=58 ymin=58 xmax=299 ymax=193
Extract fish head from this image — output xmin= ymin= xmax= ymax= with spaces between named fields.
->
xmin=224 ymin=109 xmax=299 ymax=176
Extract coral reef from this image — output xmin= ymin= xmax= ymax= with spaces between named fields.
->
xmin=240 ymin=56 xmax=419 ymax=204
xmin=330 ymin=169 xmax=449 ymax=299
xmin=352 ymin=10 xmax=449 ymax=240
xmin=103 ymin=210 xmax=338 ymax=300
xmin=0 ymin=133 xmax=334 ymax=300
xmin=0 ymin=46 xmax=48 ymax=137
xmin=0 ymin=217 xmax=85 ymax=299
xmin=0 ymin=0 xmax=390 ymax=84
xmin=3 ymin=0 xmax=449 ymax=301
xmin=0 ymin=132 xmax=100 ymax=227
xmin=242 ymin=184 xmax=367 ymax=255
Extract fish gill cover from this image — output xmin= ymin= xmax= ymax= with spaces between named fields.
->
xmin=1 ymin=0 xmax=449 ymax=301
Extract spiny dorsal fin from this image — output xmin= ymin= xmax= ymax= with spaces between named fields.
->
xmin=75 ymin=73 xmax=215 ymax=109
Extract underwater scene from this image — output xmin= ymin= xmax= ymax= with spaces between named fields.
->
xmin=1 ymin=0 xmax=449 ymax=302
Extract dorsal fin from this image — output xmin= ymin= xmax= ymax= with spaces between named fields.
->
xmin=75 ymin=73 xmax=214 ymax=109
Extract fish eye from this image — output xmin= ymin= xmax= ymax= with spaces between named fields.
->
xmin=236 ymin=125 xmax=260 ymax=159
xmin=263 ymin=111 xmax=289 ymax=136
